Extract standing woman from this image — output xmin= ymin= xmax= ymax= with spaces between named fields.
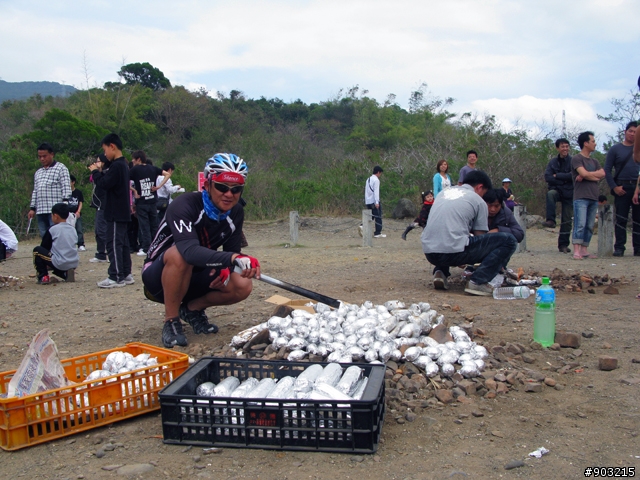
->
xmin=433 ymin=160 xmax=452 ymax=198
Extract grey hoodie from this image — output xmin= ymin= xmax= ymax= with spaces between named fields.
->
xmin=49 ymin=222 xmax=79 ymax=270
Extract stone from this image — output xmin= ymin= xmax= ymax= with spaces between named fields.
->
xmin=505 ymin=460 xmax=525 ymax=470
xmin=598 ymin=356 xmax=618 ymax=371
xmin=522 ymin=354 xmax=536 ymax=364
xmin=602 ymin=342 xmax=612 ymax=349
xmin=309 ymin=354 xmax=324 ymax=363
xmin=496 ymin=382 xmax=509 ymax=394
xmin=494 ymin=373 xmax=507 ymax=382
xmin=351 ymin=455 xmax=365 ymax=463
xmin=272 ymin=304 xmax=295 ymax=318
xmin=572 ymin=349 xmax=583 ymax=358
xmin=554 ymin=384 xmax=565 ymax=391
xmin=506 ymin=344 xmax=522 ymax=355
xmin=452 ymin=387 xmax=465 ymax=398
xmin=491 ymin=345 xmax=506 ymax=355
xmin=276 ymin=346 xmax=288 ymax=359
xmin=457 ymin=380 xmax=476 ymax=396
xmin=405 ymin=412 xmax=417 ymax=422
xmin=555 ymin=332 xmax=581 ymax=348
xmin=524 ymin=382 xmax=542 ymax=393
xmin=549 ymin=343 xmax=561 ymax=351
xmin=506 ymin=373 xmax=518 ymax=385
xmin=484 ymin=379 xmax=497 ymax=391
xmin=485 ymin=391 xmax=497 ymax=399
xmin=392 ymin=198 xmax=418 ymax=219
xmin=435 ymin=389 xmax=455 ymax=404
xmin=117 ymin=464 xmax=155 ymax=476
xmin=103 ymin=443 xmax=116 ymax=451
xmin=102 ymin=465 xmax=124 ymax=471
xmin=429 ymin=324 xmax=453 ymax=344
xmin=471 ymin=410 xmax=484 ymax=417
xmin=603 ymin=286 xmax=619 ymax=295
xmin=543 ymin=377 xmax=556 ymax=387
xmin=95 ymin=449 xmax=105 ymax=458
xmin=524 ymin=369 xmax=546 ymax=382
xmin=582 ymin=331 xmax=594 ymax=339
xmin=620 ymin=376 xmax=640 ymax=385
xmin=386 ymin=361 xmax=398 ymax=371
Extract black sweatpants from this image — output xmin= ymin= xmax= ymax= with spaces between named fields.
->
xmin=32 ymin=246 xmax=67 ymax=279
xmin=106 ymin=221 xmax=132 ymax=282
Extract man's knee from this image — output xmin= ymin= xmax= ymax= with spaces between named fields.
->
xmin=163 ymin=246 xmax=190 ymax=272
xmin=231 ymin=276 xmax=253 ymax=302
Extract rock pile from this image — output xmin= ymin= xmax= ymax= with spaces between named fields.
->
xmin=0 ymin=275 xmax=20 ymax=288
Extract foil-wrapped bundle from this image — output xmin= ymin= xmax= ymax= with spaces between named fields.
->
xmin=424 ymin=362 xmax=440 ymax=378
xmin=212 ymin=376 xmax=240 ymax=396
xmin=246 ymin=378 xmax=277 ymax=398
xmin=103 ymin=351 xmax=127 ymax=373
xmin=413 ymin=355 xmax=432 ymax=370
xmin=338 ymin=353 xmax=353 ymax=363
xmin=267 ymin=376 xmax=295 ymax=399
xmin=86 ymin=369 xmax=112 ymax=381
xmin=294 ymin=364 xmax=323 ymax=393
xmin=231 ymin=377 xmax=260 ymax=397
xmin=398 ymin=322 xmax=420 ymax=338
xmin=287 ymin=349 xmax=307 ymax=361
xmin=315 ymin=302 xmax=331 ymax=313
xmin=316 ymin=363 xmax=343 ymax=387
xmin=357 ymin=335 xmax=373 ymax=350
xmin=440 ymin=363 xmax=455 ymax=377
xmin=311 ymin=382 xmax=353 ymax=401
xmin=196 ymin=381 xmax=216 ymax=397
xmin=384 ymin=300 xmax=405 ymax=310
xmin=403 ymin=346 xmax=422 ymax=362
xmin=326 ymin=351 xmax=343 ymax=363
xmin=378 ymin=343 xmax=393 ymax=363
xmin=424 ymin=346 xmax=440 ymax=360
xmin=352 ymin=377 xmax=369 ymax=400
xmin=288 ymin=337 xmax=307 ymax=350
xmin=348 ymin=346 xmax=365 ymax=360
xmin=459 ymin=362 xmax=479 ymax=378
xmin=393 ymin=309 xmax=411 ymax=321
xmin=364 ymin=349 xmax=378 ymax=363
xmin=473 ymin=345 xmax=488 ymax=359
xmin=418 ymin=302 xmax=431 ymax=312
xmin=474 ymin=359 xmax=485 ymax=371
xmin=336 ymin=366 xmax=362 ymax=396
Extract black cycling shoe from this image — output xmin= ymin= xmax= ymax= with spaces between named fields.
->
xmin=179 ymin=303 xmax=219 ymax=334
xmin=162 ymin=317 xmax=188 ymax=348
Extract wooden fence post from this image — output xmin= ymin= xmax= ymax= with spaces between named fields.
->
xmin=289 ymin=211 xmax=299 ymax=246
xmin=597 ymin=204 xmax=614 ymax=257
xmin=362 ymin=210 xmax=373 ymax=247
xmin=513 ymin=205 xmax=527 ymax=253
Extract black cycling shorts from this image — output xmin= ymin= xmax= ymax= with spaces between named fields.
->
xmin=141 ymin=251 xmax=224 ymax=304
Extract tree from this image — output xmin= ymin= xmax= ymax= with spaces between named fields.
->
xmin=117 ymin=62 xmax=171 ymax=91
xmin=598 ymin=89 xmax=640 ymax=145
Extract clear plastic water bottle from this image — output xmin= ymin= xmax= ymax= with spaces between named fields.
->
xmin=533 ymin=277 xmax=556 ymax=347
xmin=492 ymin=286 xmax=534 ymax=300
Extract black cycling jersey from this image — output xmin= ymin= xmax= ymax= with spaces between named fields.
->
xmin=146 ymin=192 xmax=244 ymax=269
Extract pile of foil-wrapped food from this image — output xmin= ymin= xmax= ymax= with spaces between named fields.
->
xmin=84 ymin=351 xmax=159 ymax=381
xmin=196 ymin=363 xmax=368 ymax=402
xmin=231 ymin=300 xmax=488 ymax=379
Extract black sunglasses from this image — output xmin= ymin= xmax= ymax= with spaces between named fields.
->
xmin=213 ymin=182 xmax=244 ymax=194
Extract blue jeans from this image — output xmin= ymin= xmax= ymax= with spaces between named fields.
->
xmin=36 ymin=214 xmax=53 ymax=237
xmin=425 ymin=233 xmax=518 ymax=285
xmin=75 ymin=215 xmax=85 ymax=246
xmin=572 ymin=198 xmax=597 ymax=246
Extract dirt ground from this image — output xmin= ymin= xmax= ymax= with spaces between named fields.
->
xmin=1 ymin=217 xmax=639 ymax=479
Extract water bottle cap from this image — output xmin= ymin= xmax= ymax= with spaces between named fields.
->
xmin=542 ymin=277 xmax=550 ymax=285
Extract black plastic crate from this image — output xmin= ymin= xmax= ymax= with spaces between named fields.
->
xmin=159 ymin=358 xmax=385 ymax=453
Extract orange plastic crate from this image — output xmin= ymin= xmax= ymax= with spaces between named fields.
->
xmin=0 ymin=342 xmax=189 ymax=450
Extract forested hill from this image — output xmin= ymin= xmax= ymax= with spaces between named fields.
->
xmin=0 ymin=63 xmax=628 ymax=235
xmin=0 ymin=80 xmax=77 ymax=102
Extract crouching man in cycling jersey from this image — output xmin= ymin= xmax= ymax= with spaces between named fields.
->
xmin=142 ymin=153 xmax=260 ymax=348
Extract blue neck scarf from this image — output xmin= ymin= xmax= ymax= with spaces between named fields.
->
xmin=202 ymin=190 xmax=229 ymax=221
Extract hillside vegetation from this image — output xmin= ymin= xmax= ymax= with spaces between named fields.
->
xmin=2 ymin=64 xmax=629 ymax=234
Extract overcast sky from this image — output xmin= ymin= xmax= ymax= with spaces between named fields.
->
xmin=1 ymin=0 xmax=638 ymax=141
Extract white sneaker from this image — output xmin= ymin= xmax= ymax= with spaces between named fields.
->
xmin=373 ymin=234 xmax=386 ymax=238
xmin=123 ymin=274 xmax=135 ymax=285
xmin=78 ymin=245 xmax=86 ymax=251
xmin=97 ymin=278 xmax=125 ymax=288
xmin=137 ymin=249 xmax=147 ymax=257
xmin=89 ymin=257 xmax=108 ymax=263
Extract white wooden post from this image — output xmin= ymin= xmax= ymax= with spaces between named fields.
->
xmin=362 ymin=209 xmax=373 ymax=247
xmin=597 ymin=204 xmax=614 ymax=257
xmin=289 ymin=211 xmax=299 ymax=246
xmin=513 ymin=205 xmax=527 ymax=253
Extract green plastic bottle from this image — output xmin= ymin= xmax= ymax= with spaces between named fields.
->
xmin=533 ymin=277 xmax=556 ymax=347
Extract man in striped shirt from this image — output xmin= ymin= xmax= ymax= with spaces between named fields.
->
xmin=28 ymin=143 xmax=72 ymax=237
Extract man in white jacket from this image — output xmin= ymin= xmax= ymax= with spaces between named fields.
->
xmin=364 ymin=165 xmax=385 ymax=237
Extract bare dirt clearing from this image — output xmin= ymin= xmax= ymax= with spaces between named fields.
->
xmin=1 ymin=217 xmax=639 ymax=479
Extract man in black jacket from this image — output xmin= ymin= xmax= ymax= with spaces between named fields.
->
xmin=604 ymin=121 xmax=638 ymax=256
xmin=544 ymin=138 xmax=574 ymax=253
xmin=89 ymin=134 xmax=133 ymax=288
